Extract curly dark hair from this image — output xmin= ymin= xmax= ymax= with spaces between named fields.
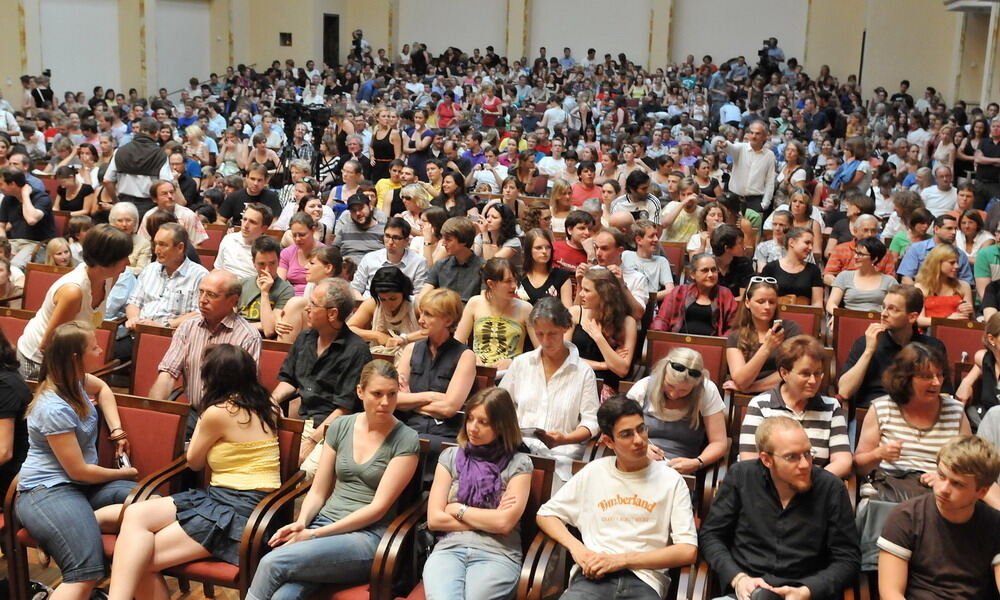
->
xmin=882 ymin=342 xmax=949 ymax=406
xmin=482 ymin=201 xmax=519 ymax=246
xmin=200 ymin=344 xmax=279 ymax=433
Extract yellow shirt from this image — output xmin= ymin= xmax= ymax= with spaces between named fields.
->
xmin=375 ymin=179 xmax=402 ymax=212
xmin=207 ymin=437 xmax=281 ymax=490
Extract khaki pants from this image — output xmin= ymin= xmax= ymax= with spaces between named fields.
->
xmin=299 ymin=421 xmax=324 ymax=477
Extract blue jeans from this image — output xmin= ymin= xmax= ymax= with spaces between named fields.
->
xmin=245 ymin=514 xmax=384 ymax=600
xmin=14 ymin=480 xmax=134 ymax=583
xmin=560 ymin=571 xmax=659 ymax=600
xmin=422 ymin=545 xmax=521 ymax=600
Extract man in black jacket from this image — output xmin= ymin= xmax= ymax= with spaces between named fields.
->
xmin=700 ymin=417 xmax=860 ymax=600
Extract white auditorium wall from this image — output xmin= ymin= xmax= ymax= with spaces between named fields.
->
xmin=529 ymin=0 xmax=653 ymax=66
xmin=669 ymin=0 xmax=807 ymax=67
xmin=39 ymin=0 xmax=121 ymax=94
xmin=397 ymin=0 xmax=508 ymax=57
xmin=156 ymin=0 xmax=212 ymax=94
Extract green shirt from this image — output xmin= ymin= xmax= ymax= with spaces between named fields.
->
xmin=974 ymin=245 xmax=1000 ymax=281
xmin=319 ymin=414 xmax=420 ymax=526
xmin=237 ymin=275 xmax=294 ymax=322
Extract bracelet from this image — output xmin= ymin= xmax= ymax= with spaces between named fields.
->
xmin=108 ymin=431 xmax=128 ymax=441
xmin=695 ymin=456 xmax=705 ymax=468
xmin=455 ymin=504 xmax=469 ymax=522
xmin=109 ymin=427 xmax=124 ymax=434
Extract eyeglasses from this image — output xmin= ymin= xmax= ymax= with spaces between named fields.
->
xmin=307 ymin=299 xmax=334 ymax=310
xmin=383 ymin=233 xmax=407 ymax=241
xmin=749 ymin=276 xmax=777 ymax=284
xmin=669 ymin=361 xmax=702 ymax=379
xmin=766 ymin=448 xmax=816 ymax=463
xmin=853 ymin=249 xmax=871 ymax=258
xmin=614 ymin=422 xmax=648 ymax=440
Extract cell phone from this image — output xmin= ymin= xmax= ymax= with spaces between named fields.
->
xmin=520 ymin=427 xmax=546 ymax=438
xmin=773 ymin=319 xmax=783 ymax=332
xmin=750 ymin=590 xmax=783 ymax=600
xmin=117 ymin=453 xmax=132 ymax=469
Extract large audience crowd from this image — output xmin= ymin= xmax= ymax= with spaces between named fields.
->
xmin=1 ymin=31 xmax=1000 ymax=600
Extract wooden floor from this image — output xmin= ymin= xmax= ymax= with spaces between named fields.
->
xmin=1 ymin=549 xmax=240 ymax=599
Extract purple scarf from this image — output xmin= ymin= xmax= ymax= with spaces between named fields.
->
xmin=454 ymin=442 xmax=513 ymax=509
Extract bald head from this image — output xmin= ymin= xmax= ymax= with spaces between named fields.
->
xmin=607 ymin=211 xmax=635 ymax=234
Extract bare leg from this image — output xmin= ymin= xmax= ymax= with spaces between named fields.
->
xmin=50 ymin=580 xmax=98 ymax=600
xmin=108 ymin=497 xmax=180 ymax=600
xmin=95 ymin=503 xmax=125 ymax=533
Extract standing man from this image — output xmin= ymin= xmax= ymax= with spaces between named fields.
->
xmin=975 ymin=119 xmax=1000 ymax=210
xmin=717 ymin=120 xmax=776 ymax=213
xmin=103 ymin=117 xmax=173 ymax=218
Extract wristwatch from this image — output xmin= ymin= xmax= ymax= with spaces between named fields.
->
xmin=455 ymin=504 xmax=469 ymax=522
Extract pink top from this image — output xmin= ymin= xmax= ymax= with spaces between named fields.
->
xmin=279 ymin=243 xmax=323 ymax=296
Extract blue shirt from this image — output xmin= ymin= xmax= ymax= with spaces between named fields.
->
xmin=18 ymin=389 xmax=98 ymax=491
xmin=897 ymin=238 xmax=974 ymax=286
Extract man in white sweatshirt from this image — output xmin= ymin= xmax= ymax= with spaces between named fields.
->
xmin=536 ymin=395 xmax=698 ymax=599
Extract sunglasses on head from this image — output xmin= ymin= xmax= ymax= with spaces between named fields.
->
xmin=669 ymin=361 xmax=702 ymax=379
xmin=749 ymin=276 xmax=777 ymax=285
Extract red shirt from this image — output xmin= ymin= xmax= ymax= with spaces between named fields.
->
xmin=553 ymin=239 xmax=588 ymax=271
xmin=481 ymin=95 xmax=502 ymax=127
xmin=570 ymin=182 xmax=602 ymax=207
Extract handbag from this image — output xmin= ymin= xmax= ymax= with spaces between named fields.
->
xmin=865 ymin=469 xmax=930 ymax=504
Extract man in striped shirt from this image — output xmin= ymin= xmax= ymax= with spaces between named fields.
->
xmin=149 ymin=269 xmax=261 ymax=435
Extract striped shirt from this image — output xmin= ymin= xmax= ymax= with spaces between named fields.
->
xmin=739 ymin=386 xmax=850 ymax=466
xmin=158 ymin=312 xmax=261 ymax=411
xmin=870 ymin=394 xmax=965 ymax=475
xmin=127 ymin=258 xmax=208 ymax=324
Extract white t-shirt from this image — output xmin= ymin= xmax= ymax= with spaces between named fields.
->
xmin=920 ymin=186 xmax=958 ymax=217
xmin=537 ymin=456 xmax=698 ymax=598
xmin=762 ymin=204 xmax=825 ymax=230
xmin=622 ymin=251 xmax=673 ymax=291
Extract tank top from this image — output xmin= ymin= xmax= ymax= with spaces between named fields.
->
xmin=922 ymin=294 xmax=962 ymax=319
xmin=472 ymin=315 xmax=524 ymax=365
xmin=207 ymin=437 xmax=280 ymax=489
xmin=571 ymin=317 xmax=620 ymax=390
xmin=872 ymin=394 xmax=964 ymax=475
xmin=19 ymin=264 xmax=104 ymax=363
xmin=977 ymin=351 xmax=1000 ymax=411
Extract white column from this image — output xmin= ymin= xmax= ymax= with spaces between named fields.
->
xmin=981 ymin=2 xmax=999 ymax=108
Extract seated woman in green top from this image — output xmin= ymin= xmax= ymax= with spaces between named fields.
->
xmin=889 ymin=207 xmax=932 ymax=257
xmin=455 ymin=257 xmax=536 ymax=370
xmin=246 ymin=360 xmax=420 ymax=600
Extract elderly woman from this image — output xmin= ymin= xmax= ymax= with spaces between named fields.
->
xmin=625 ymin=349 xmax=727 ymax=473
xmin=500 ymin=298 xmax=598 ymax=482
xmin=651 ymin=254 xmax=738 ymax=337
xmin=738 ymin=335 xmax=853 ymax=478
xmin=109 ymin=202 xmax=150 ymax=274
xmin=396 ymin=288 xmax=477 ymax=444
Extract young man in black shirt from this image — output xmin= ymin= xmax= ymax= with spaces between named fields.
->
xmin=217 ymin=165 xmax=281 ymax=227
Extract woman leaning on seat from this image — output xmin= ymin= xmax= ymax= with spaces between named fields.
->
xmin=423 ymin=387 xmax=533 ymax=600
xmin=17 ymin=224 xmax=133 ymax=380
xmin=108 ymin=344 xmax=281 ymax=600
xmin=246 ymin=360 xmax=420 ymax=600
xmin=15 ymin=321 xmax=137 ymax=600
xmin=625 ymin=348 xmax=727 ymax=474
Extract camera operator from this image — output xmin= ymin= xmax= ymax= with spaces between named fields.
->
xmin=351 ymin=29 xmax=370 ymax=61
xmin=757 ymin=37 xmax=784 ymax=82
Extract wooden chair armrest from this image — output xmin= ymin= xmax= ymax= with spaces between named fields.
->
xmin=691 ymin=555 xmax=712 ymax=600
xmin=516 ymin=531 xmax=550 ymax=600
xmin=125 ymin=455 xmax=189 ymax=507
xmin=241 ymin=470 xmax=308 ymax=576
xmin=0 ymin=292 xmax=23 ymax=304
xmin=845 ymin=472 xmax=858 ymax=512
xmin=371 ymin=496 xmax=429 ymax=600
xmin=92 ymin=359 xmax=124 ymax=378
xmin=529 ymin=534 xmax=568 ymax=600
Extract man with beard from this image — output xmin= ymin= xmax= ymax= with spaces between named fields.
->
xmin=333 ymin=193 xmax=385 ymax=262
xmin=700 ymin=417 xmax=860 ymax=600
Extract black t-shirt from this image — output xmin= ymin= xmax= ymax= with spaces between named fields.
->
xmin=978 ymin=138 xmax=1000 ymax=184
xmin=218 ymin=188 xmax=281 ymax=226
xmin=984 ymin=280 xmax=1000 ymax=314
xmin=0 ymin=188 xmax=56 ymax=241
xmin=761 ymin=260 xmax=823 ymax=299
xmin=0 ymin=368 xmax=30 ymax=495
xmin=879 ymin=494 xmax=1000 ymax=600
xmin=518 ymin=268 xmax=571 ymax=304
xmin=719 ymin=256 xmax=753 ymax=297
xmin=843 ymin=330 xmax=948 ymax=407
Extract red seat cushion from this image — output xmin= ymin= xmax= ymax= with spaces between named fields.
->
xmin=15 ymin=527 xmax=38 ymax=547
xmin=165 ymin=559 xmax=240 ymax=586
xmin=309 ymin=583 xmax=370 ymax=600
xmin=102 ymin=534 xmax=117 ymax=557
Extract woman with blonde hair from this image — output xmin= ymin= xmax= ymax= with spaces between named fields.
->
xmin=914 ymin=243 xmax=973 ymax=326
xmin=183 ymin=125 xmax=211 ymax=171
xmin=626 ymin=348 xmax=727 ymax=473
xmin=399 ymin=182 xmax=432 ymax=234
xmin=548 ymin=178 xmax=573 ymax=233
xmin=44 ymin=237 xmax=75 ymax=268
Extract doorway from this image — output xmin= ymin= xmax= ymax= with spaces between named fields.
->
xmin=324 ymin=14 xmax=340 ymax=69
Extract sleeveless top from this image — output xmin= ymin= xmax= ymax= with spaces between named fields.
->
xmin=978 ymin=351 xmax=1000 ymax=411
xmin=58 ymin=183 xmax=94 ymax=213
xmin=19 ymin=264 xmax=104 ymax=363
xmin=517 ymin=268 xmax=571 ymax=304
xmin=922 ymin=294 xmax=962 ymax=319
xmin=371 ymin=128 xmax=395 ymax=181
xmin=207 ymin=437 xmax=280 ymax=490
xmin=402 ymin=337 xmax=468 ymax=437
xmin=369 ymin=300 xmax=420 ymax=357
xmin=871 ymin=394 xmax=964 ymax=475
xmin=571 ymin=316 xmax=620 ymax=391
xmin=472 ymin=315 xmax=524 ymax=366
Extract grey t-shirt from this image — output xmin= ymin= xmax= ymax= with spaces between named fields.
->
xmin=979 ymin=406 xmax=1000 ymax=485
xmin=832 ymin=270 xmax=897 ymax=313
xmin=431 ymin=446 xmax=533 ymax=562
xmin=318 ymin=414 xmax=420 ymax=526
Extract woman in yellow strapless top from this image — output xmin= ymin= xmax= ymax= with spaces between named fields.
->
xmin=455 ymin=257 xmax=535 ymax=370
xmin=108 ymin=344 xmax=282 ymax=600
